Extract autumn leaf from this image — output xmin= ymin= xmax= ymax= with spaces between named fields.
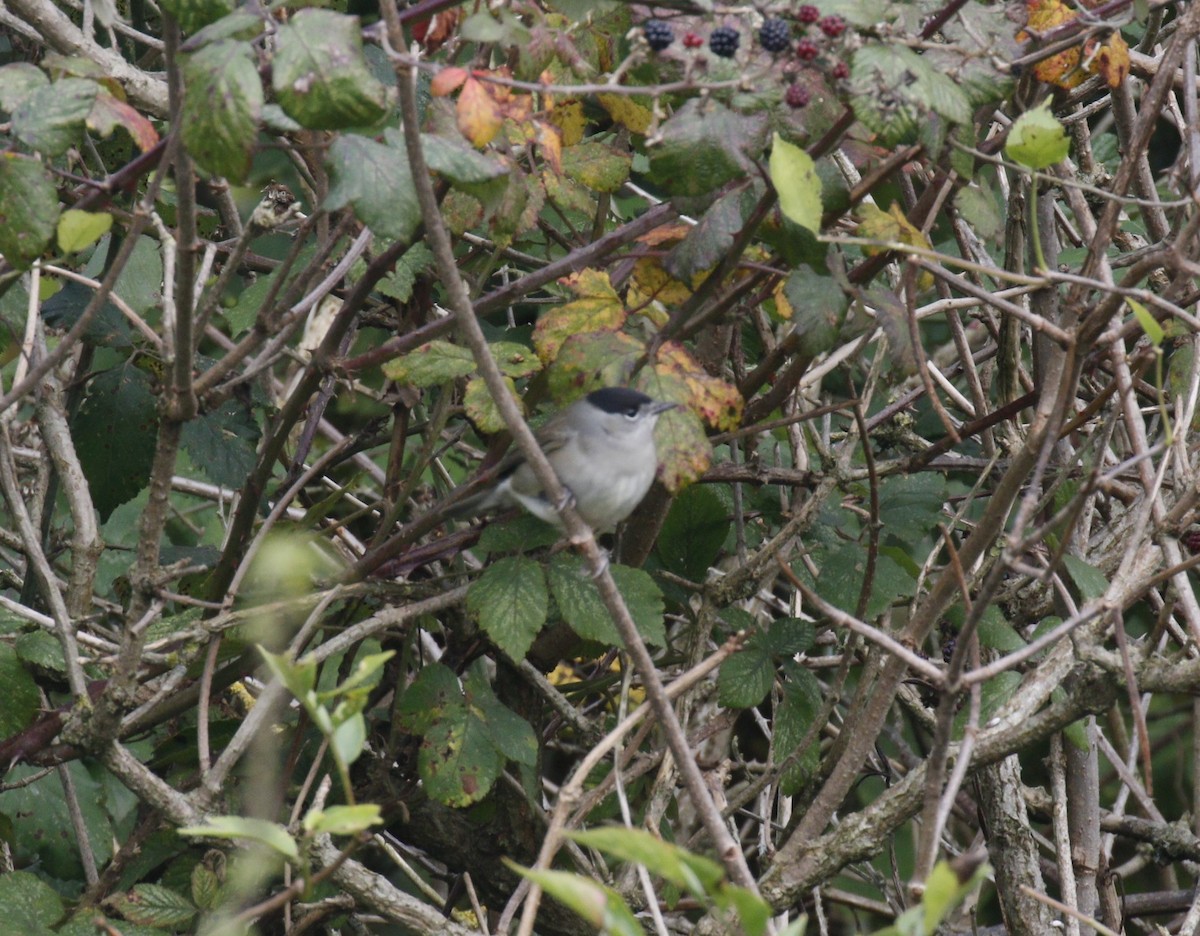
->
xmin=457 ymin=76 xmax=504 ymax=147
xmin=431 ymin=67 xmax=468 ymax=97
xmin=533 ymin=269 xmax=627 ymax=363
xmin=651 ymin=342 xmax=744 ymax=431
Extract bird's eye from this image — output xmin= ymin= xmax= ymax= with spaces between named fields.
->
xmin=624 ymin=407 xmax=640 ymax=419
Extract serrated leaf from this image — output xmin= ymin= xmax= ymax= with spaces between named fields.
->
xmin=476 ymin=515 xmax=562 ymax=554
xmin=770 ymin=133 xmax=822 ymax=233
xmin=12 ymin=78 xmax=97 ymax=156
xmin=42 ymin=280 xmax=131 ymax=348
xmin=763 ymin=618 xmax=814 ymax=656
xmin=272 ymin=10 xmax=388 ymax=129
xmin=548 ymin=554 xmax=620 ymax=644
xmin=0 ymin=644 xmax=40 ymax=737
xmin=326 ymin=128 xmax=420 ymax=242
xmin=718 ymin=638 xmax=774 ymax=708
xmin=191 ymin=863 xmax=221 ymax=911
xmin=666 ymin=186 xmax=749 ymax=281
xmin=417 ymin=704 xmax=505 ymax=806
xmin=396 ymin=662 xmax=463 ymax=735
xmin=466 ymin=555 xmax=548 ymax=660
xmin=110 ymin=884 xmax=196 ymax=928
xmin=546 ymin=331 xmax=646 ymax=398
xmin=656 ymin=484 xmax=731 ymax=581
xmin=0 ymin=870 xmax=64 ymax=932
xmin=15 ymin=630 xmax=66 ymax=677
xmin=1006 ymin=100 xmax=1069 ymax=170
xmin=776 ymin=669 xmax=823 ymax=795
xmin=181 ymin=396 xmax=260 ymax=488
xmin=464 ymin=374 xmax=521 ymax=434
xmin=0 ymin=153 xmax=59 ymax=269
xmin=178 ymin=816 xmax=299 ymax=861
xmin=647 ymin=98 xmax=764 ymax=198
xmin=57 ymin=209 xmax=113 ymax=253
xmin=463 ymin=660 xmax=538 ymax=766
xmin=421 ymin=132 xmax=507 ymax=189
xmin=878 ymin=473 xmax=946 ymax=545
xmin=776 ymin=266 xmax=847 ymax=358
xmin=71 ymin=365 xmax=158 ymax=521
xmin=181 ymin=40 xmax=262 ymax=181
xmin=512 ymin=866 xmax=645 ymax=936
xmin=562 ymin=141 xmax=632 ymax=193
xmin=533 ymin=268 xmax=626 ymax=364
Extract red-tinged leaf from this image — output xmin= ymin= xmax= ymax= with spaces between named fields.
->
xmin=533 ymin=269 xmax=626 ymax=363
xmin=1084 ymin=31 xmax=1129 ymax=88
xmin=431 ymin=66 xmax=469 ymax=96
xmin=457 ymin=76 xmax=504 ymax=147
xmin=651 ymin=342 xmax=744 ymax=431
xmin=89 ymin=90 xmax=159 ymax=152
xmin=653 ymin=406 xmax=712 ymax=491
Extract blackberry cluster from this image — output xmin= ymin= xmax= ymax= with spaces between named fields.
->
xmin=759 ymin=18 xmax=791 ymax=53
xmin=643 ymin=19 xmax=674 ymax=52
xmin=709 ymin=25 xmax=741 ymax=58
xmin=785 ymin=84 xmax=810 ymax=108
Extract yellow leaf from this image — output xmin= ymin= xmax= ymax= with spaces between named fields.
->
xmin=597 ymin=93 xmax=652 ymax=134
xmin=457 ymin=77 xmax=504 ymax=147
xmin=549 ymin=99 xmax=586 ymax=146
xmin=533 ymin=270 xmax=627 ymax=364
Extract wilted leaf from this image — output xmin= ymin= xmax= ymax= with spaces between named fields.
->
xmin=464 ymin=375 xmax=522 ymax=433
xmin=533 ymin=269 xmax=627 ymax=363
xmin=562 ymin=140 xmax=631 ymax=192
xmin=457 ymin=75 xmax=505 ymax=147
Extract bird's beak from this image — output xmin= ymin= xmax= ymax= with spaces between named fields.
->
xmin=650 ymin=401 xmax=678 ymax=416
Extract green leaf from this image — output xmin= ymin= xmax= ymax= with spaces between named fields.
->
xmin=417 ymin=702 xmax=505 ymax=806
xmin=41 ymin=280 xmax=131 ymax=347
xmin=15 ymin=630 xmax=66 ymax=678
xmin=718 ymin=637 xmax=774 ymax=708
xmin=109 ymin=884 xmax=197 ymax=929
xmin=331 ymin=712 xmax=367 ymax=766
xmin=1005 ymin=100 xmax=1069 ymax=170
xmin=272 ymin=10 xmax=388 ymax=129
xmin=0 ymin=153 xmax=59 ymax=269
xmin=326 ymin=128 xmax=420 ymax=242
xmin=569 ymin=827 xmax=725 ymax=896
xmin=610 ymin=564 xmax=667 ymax=647
xmin=666 ymin=185 xmax=751 ymax=280
xmin=466 ymin=556 xmax=548 ymax=660
xmin=11 ymin=78 xmax=97 ymax=156
xmin=421 ymin=133 xmax=507 ymax=190
xmin=0 ymin=643 xmax=40 ymax=737
xmin=476 ymin=515 xmax=562 ymax=555
xmin=0 ymin=870 xmax=64 ymax=933
xmin=71 ymin=365 xmax=159 ymax=521
xmin=184 ymin=9 xmax=264 ymax=48
xmin=178 ymin=816 xmax=300 ymax=861
xmin=396 ymin=662 xmax=463 ymax=735
xmin=191 ymin=862 xmax=221 ymax=911
xmin=0 ymin=63 xmax=48 ymax=112
xmin=259 ymin=647 xmax=317 ymax=703
xmin=955 ymin=671 xmax=1022 ymax=736
xmin=301 ymin=804 xmax=383 ymax=836
xmin=464 ymin=661 xmax=538 ymax=766
xmin=161 ymin=0 xmax=235 ymax=34
xmin=1128 ymin=297 xmax=1163 ymax=347
xmin=562 ymin=141 xmax=632 ymax=193
xmin=715 ymin=884 xmax=772 ymax=936
xmin=647 ymin=98 xmax=766 ymax=198
xmin=180 ymin=396 xmax=261 ymax=488
xmin=763 ymin=618 xmax=814 ymax=656
xmin=655 ymin=484 xmax=731 ymax=581
xmin=878 ymin=473 xmax=947 ymax=546
xmin=181 ymin=40 xmax=262 ymax=181
xmin=57 ymin=209 xmax=113 ymax=253
xmin=770 ymin=134 xmax=822 ymax=233
xmin=512 ymin=865 xmax=646 ymax=936
xmin=382 ymin=339 xmax=476 ymax=385
xmin=776 ymin=669 xmax=823 ymax=795
xmin=1062 ymin=554 xmax=1108 ymax=601
xmin=781 ymin=265 xmax=847 ymax=358
xmin=548 ymin=554 xmax=620 ymax=645
xmin=850 ymin=44 xmax=972 ymax=146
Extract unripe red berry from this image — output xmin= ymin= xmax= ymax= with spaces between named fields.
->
xmin=819 ymin=15 xmax=846 ymax=38
xmin=831 ymin=60 xmax=850 ymax=79
xmin=785 ymin=84 xmax=811 ymax=108
xmin=795 ymin=38 xmax=819 ymax=61
xmin=682 ymin=31 xmax=705 ymax=48
xmin=798 ymin=5 xmax=820 ymax=24
xmin=1184 ymin=529 xmax=1200 ymax=554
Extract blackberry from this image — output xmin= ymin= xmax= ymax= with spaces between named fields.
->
xmin=759 ymin=17 xmax=792 ymax=53
xmin=797 ymin=5 xmax=821 ymax=24
xmin=795 ymin=38 xmax=819 ymax=61
xmin=785 ymin=83 xmax=810 ymax=108
xmin=709 ymin=26 xmax=740 ymax=58
xmin=831 ymin=59 xmax=850 ymax=80
xmin=819 ymin=15 xmax=847 ymax=38
xmin=643 ymin=19 xmax=674 ymax=51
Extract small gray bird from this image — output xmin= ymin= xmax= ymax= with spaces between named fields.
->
xmin=448 ymin=387 xmax=676 ymax=531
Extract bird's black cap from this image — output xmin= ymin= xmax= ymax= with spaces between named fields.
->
xmin=586 ymin=387 xmax=654 ymax=413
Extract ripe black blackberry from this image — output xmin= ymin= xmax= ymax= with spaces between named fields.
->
xmin=643 ymin=19 xmax=674 ymax=51
xmin=759 ymin=18 xmax=791 ymax=53
xmin=709 ymin=26 xmax=740 ymax=58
